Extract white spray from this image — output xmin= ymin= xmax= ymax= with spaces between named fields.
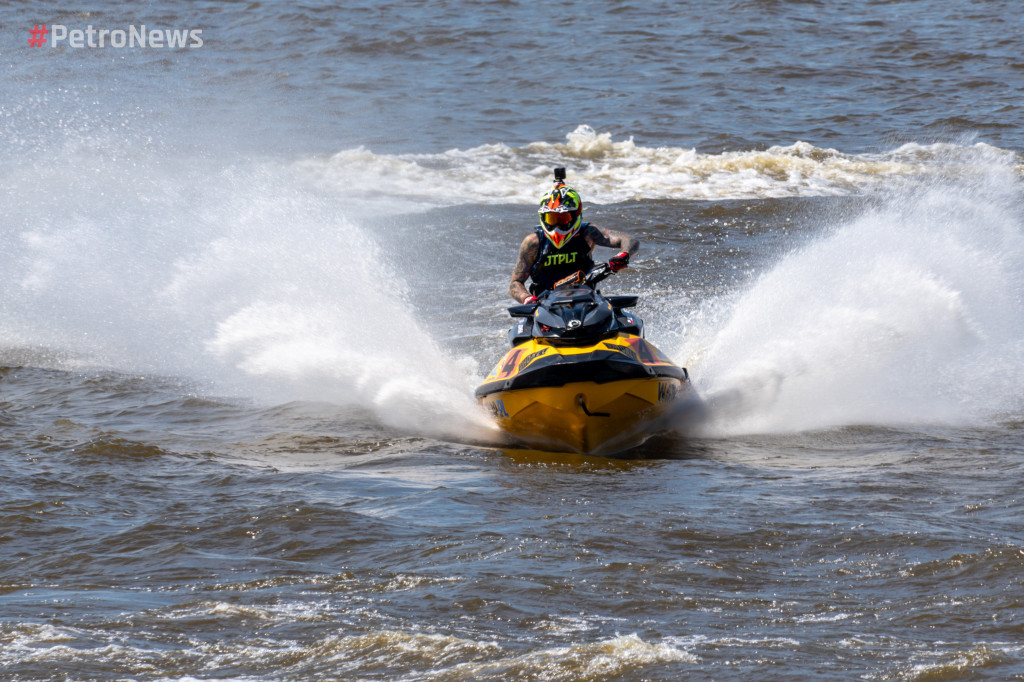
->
xmin=681 ymin=146 xmax=1024 ymax=434
xmin=0 ymin=130 xmax=494 ymax=440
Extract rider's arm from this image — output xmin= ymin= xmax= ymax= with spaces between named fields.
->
xmin=509 ymin=233 xmax=540 ymax=303
xmin=585 ymin=224 xmax=640 ymax=256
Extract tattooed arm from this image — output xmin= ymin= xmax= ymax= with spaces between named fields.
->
xmin=509 ymin=233 xmax=541 ymax=302
xmin=584 ymin=224 xmax=640 ymax=256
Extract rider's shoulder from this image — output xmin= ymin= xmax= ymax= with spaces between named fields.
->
xmin=582 ymin=222 xmax=603 ymax=241
xmin=519 ymin=230 xmax=541 ymax=255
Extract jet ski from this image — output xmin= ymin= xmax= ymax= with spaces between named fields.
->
xmin=476 ymin=263 xmax=698 ymax=455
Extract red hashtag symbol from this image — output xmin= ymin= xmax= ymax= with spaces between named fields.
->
xmin=28 ymin=24 xmax=48 ymax=47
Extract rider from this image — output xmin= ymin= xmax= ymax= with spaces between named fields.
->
xmin=510 ymin=169 xmax=639 ymax=304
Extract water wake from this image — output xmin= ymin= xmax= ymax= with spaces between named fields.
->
xmin=298 ymin=125 xmax=1017 ymax=206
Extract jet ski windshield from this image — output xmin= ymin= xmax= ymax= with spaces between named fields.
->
xmin=546 ymin=287 xmax=595 ymax=305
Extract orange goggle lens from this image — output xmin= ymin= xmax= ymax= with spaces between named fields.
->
xmin=541 ymin=211 xmax=574 ymax=226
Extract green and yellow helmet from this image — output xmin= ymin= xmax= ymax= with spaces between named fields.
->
xmin=538 ymin=184 xmax=583 ymax=249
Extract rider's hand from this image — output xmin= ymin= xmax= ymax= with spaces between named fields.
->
xmin=609 ymin=251 xmax=630 ymax=272
xmin=523 ymin=295 xmax=539 ymax=305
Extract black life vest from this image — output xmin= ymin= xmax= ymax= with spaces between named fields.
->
xmin=529 ymin=224 xmax=594 ymax=294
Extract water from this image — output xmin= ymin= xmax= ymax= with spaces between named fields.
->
xmin=3 ymin=1 xmax=1024 ymax=679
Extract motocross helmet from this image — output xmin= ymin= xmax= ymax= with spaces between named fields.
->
xmin=538 ymin=184 xmax=583 ymax=249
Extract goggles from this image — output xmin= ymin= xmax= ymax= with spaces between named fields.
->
xmin=541 ymin=211 xmax=575 ymax=226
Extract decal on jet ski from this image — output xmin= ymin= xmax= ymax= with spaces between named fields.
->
xmin=625 ymin=337 xmax=659 ymax=364
xmin=496 ymin=349 xmax=524 ymax=379
xmin=517 ymin=347 xmax=549 ymax=372
xmin=602 ymin=338 xmax=677 ymax=366
xmin=487 ymin=399 xmax=509 ymax=418
xmin=603 ymin=341 xmax=638 ymax=363
xmin=658 ymin=381 xmax=679 ymax=403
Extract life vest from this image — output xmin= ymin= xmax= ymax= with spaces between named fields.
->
xmin=529 ymin=224 xmax=594 ymax=294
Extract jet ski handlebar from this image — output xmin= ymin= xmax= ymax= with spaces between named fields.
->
xmin=508 ymin=263 xmax=617 ymax=317
xmin=583 ymin=262 xmax=613 ymax=288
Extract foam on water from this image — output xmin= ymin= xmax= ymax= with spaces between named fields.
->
xmin=1 ymin=620 xmax=695 ymax=681
xmin=681 ymin=146 xmax=1024 ymax=434
xmin=297 ymin=125 xmax=1006 ymax=207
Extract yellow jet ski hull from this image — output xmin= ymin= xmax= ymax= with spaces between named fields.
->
xmin=476 ymin=334 xmax=695 ymax=455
